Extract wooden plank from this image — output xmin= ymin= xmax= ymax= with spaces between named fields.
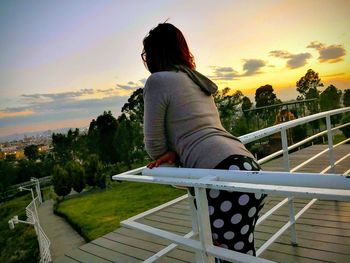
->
xmin=137 ymin=218 xmax=191 ymax=235
xmin=64 ymin=249 xmax=112 ymax=263
xmin=54 ymin=256 xmax=81 ymax=263
xmin=92 ymin=237 xmax=153 ymax=260
xmin=80 ymin=242 xmax=139 ymax=263
xmin=142 ymin=211 xmax=192 ymax=223
xmin=144 ymin=214 xmax=192 ymax=227
xmin=255 ymin=231 xmax=350 ymax=255
xmin=261 ymin=240 xmax=350 ymax=263
xmin=257 ymin=222 xmax=350 ymax=238
xmin=261 ymin=250 xmax=326 ymax=263
xmin=103 ymin=232 xmax=194 ymax=262
xmin=114 ymin=227 xmax=194 ymax=253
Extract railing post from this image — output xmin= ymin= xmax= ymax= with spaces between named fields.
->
xmin=36 ymin=179 xmax=43 ymax=204
xmin=187 ymin=189 xmax=202 ymax=262
xmin=326 ymin=115 xmax=335 ymax=173
xmin=194 ymin=187 xmax=215 ymax=263
xmin=281 ymin=129 xmax=291 ymax=171
xmin=281 ymin=128 xmax=298 ymax=245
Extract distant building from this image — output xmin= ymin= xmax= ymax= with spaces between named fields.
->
xmin=15 ymin=150 xmax=25 ymax=159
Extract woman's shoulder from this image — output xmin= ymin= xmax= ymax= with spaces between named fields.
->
xmin=146 ymin=71 xmax=187 ymax=84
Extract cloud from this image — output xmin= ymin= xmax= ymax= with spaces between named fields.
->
xmin=269 ymin=50 xmax=312 ymax=69
xmin=0 ymin=94 xmax=129 ymax=127
xmin=241 ymin=59 xmax=266 ymax=76
xmin=210 ymin=59 xmax=266 ymax=80
xmin=0 ymin=79 xmax=142 ymax=122
xmin=20 ymin=88 xmax=96 ymax=105
xmin=307 ymin=41 xmax=346 ymax=63
xmin=116 ymin=80 xmax=144 ymax=90
xmin=209 ymin=66 xmax=240 ymax=80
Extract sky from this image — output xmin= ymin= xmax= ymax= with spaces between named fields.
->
xmin=0 ymin=0 xmax=349 ymax=138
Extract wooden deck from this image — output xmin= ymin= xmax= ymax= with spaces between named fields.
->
xmin=55 ymin=144 xmax=350 ymax=263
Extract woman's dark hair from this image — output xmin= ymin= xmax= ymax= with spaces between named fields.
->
xmin=142 ymin=23 xmax=195 ymax=73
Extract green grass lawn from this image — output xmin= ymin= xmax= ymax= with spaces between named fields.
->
xmin=55 ymin=181 xmax=186 ymax=241
xmin=0 ymin=195 xmax=39 ymax=263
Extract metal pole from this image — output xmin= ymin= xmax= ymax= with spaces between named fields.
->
xmin=187 ymin=190 xmax=202 ymax=262
xmin=281 ymin=129 xmax=290 ymax=172
xmin=281 ymin=128 xmax=298 ymax=245
xmin=194 ymin=187 xmax=215 ymax=263
xmin=326 ymin=115 xmax=335 ymax=173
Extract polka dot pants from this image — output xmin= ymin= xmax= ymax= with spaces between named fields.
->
xmin=207 ymin=155 xmax=266 ymax=262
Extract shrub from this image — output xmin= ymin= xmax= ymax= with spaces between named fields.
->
xmin=84 ymin=155 xmax=105 ymax=189
xmin=66 ymin=161 xmax=85 ymax=193
xmin=52 ymin=165 xmax=72 ymax=197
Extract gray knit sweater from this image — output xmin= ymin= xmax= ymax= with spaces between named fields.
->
xmin=143 ymin=71 xmax=254 ymax=169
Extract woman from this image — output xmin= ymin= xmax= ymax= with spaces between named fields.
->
xmin=142 ymin=23 xmax=265 ymax=260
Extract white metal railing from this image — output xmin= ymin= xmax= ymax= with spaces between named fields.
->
xmin=113 ymin=107 xmax=350 ymax=263
xmin=8 ymin=181 xmax=52 ymax=263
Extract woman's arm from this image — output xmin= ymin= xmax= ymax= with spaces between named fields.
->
xmin=147 ymin=151 xmax=178 ymax=168
xmin=143 ymin=74 xmax=169 ymax=160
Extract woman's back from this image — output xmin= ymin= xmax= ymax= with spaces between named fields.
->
xmin=143 ymin=70 xmax=253 ymax=168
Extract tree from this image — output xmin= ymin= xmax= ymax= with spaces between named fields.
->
xmin=52 ymin=133 xmax=72 ymax=163
xmin=87 ymin=111 xmax=118 ymax=164
xmin=121 ymin=88 xmax=144 ymax=123
xmin=65 ymin=161 xmax=85 ymax=193
xmin=24 ymin=145 xmax=39 ymax=161
xmin=320 ymin=85 xmax=342 ymax=112
xmin=319 ymin=85 xmax=342 ymax=125
xmin=254 ymin=85 xmax=279 ymax=127
xmin=16 ymin=160 xmax=40 ymax=183
xmin=214 ymin=88 xmax=244 ymax=133
xmin=114 ymin=114 xmax=134 ymax=168
xmin=296 ymin=69 xmax=323 ymax=99
xmin=5 ymin=154 xmax=16 ymax=162
xmin=84 ymin=154 xmax=105 ymax=188
xmin=40 ymin=152 xmax=55 ymax=178
xmin=120 ymin=88 xmax=146 ymax=162
xmin=296 ymin=69 xmax=323 ymax=114
xmin=343 ymin=89 xmax=350 ymax=107
xmin=340 ymin=113 xmax=350 ymax=138
xmin=242 ymin=96 xmax=253 ymax=112
xmin=255 ymin=85 xmax=278 ymax=108
xmin=52 ymin=165 xmax=72 ymax=197
xmin=0 ymin=160 xmax=16 ymax=199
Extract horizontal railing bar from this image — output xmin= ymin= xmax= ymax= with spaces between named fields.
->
xmin=137 ymin=168 xmax=350 ymax=189
xmin=258 ymin=122 xmax=349 ymax=165
xmin=256 ymin=198 xmax=318 ymax=256
xmin=123 ymin=194 xmax=187 ymax=223
xmin=291 ymin=137 xmax=350 ymax=172
xmin=113 ymin=174 xmax=350 ymax=201
xmin=142 ymin=231 xmax=196 ymax=263
xmin=239 ymin=107 xmax=349 ymax=144
xmin=122 ymin=220 xmax=275 ymax=263
xmin=121 ymin=221 xmax=202 ymax=251
xmin=321 ymin=152 xmax=350 ymax=174
xmin=256 ymin=197 xmax=289 ymax=226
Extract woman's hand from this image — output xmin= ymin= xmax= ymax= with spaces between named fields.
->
xmin=147 ymin=151 xmax=178 ymax=169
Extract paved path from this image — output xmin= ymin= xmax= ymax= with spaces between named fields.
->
xmin=37 ymin=200 xmax=85 ymax=261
